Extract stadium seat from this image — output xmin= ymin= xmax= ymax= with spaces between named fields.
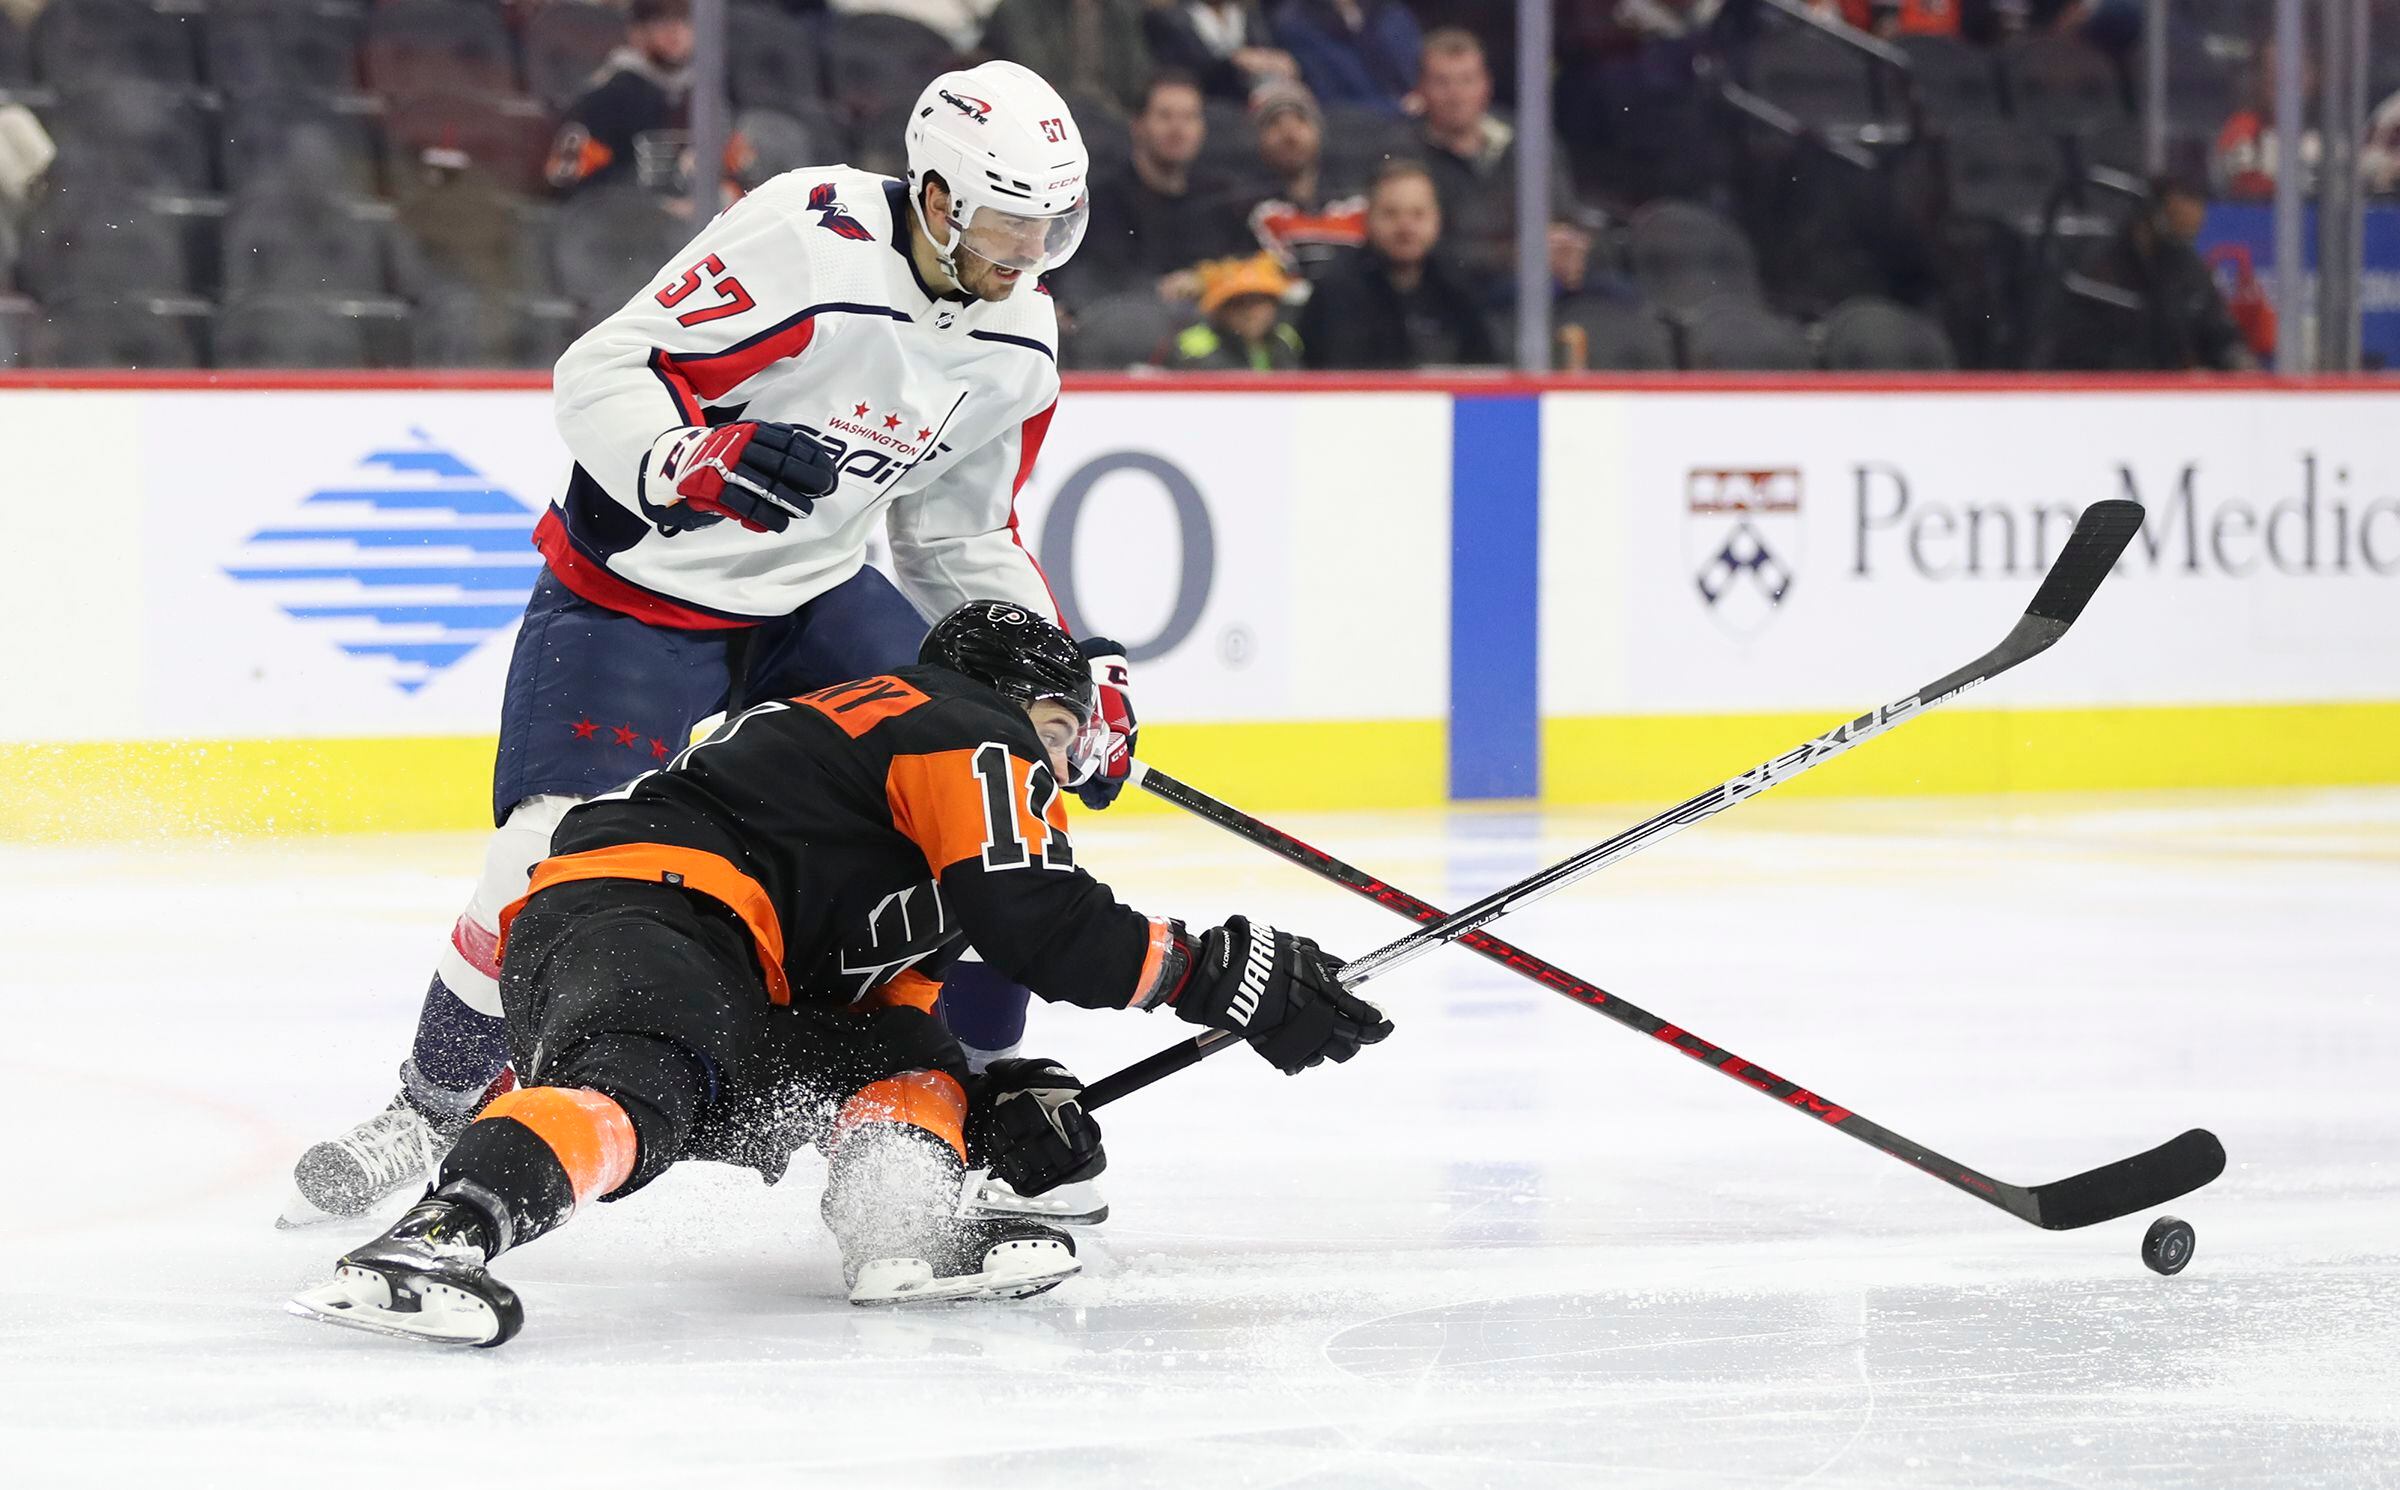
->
xmin=1062 ymin=291 xmax=1178 ymax=370
xmin=1897 ymin=35 xmax=2004 ymax=124
xmin=1940 ymin=118 xmax=2065 ymax=225
xmin=12 ymin=193 xmax=193 ymax=299
xmin=525 ymin=0 xmax=628 ymax=108
xmin=30 ymin=0 xmax=200 ymax=88
xmin=728 ymin=4 xmax=826 ymax=113
xmin=733 ymin=107 xmax=822 ymax=191
xmin=36 ymin=82 xmax=217 ymax=192
xmin=214 ymin=291 xmax=377 ymax=367
xmin=219 ymin=189 xmax=392 ymax=298
xmin=391 ymin=167 xmax=551 ymax=300
xmin=412 ymin=288 xmax=582 ymax=367
xmin=1820 ymin=295 xmax=1955 ymax=370
xmin=1627 ymin=200 xmax=1762 ymax=314
xmin=382 ymin=89 xmax=552 ymax=197
xmin=822 ymin=12 xmax=953 ymax=135
xmin=551 ymin=182 xmax=686 ymax=315
xmin=1317 ymin=104 xmax=1417 ymax=194
xmin=218 ymin=92 xmax=383 ymax=197
xmin=0 ymin=10 xmax=29 ymax=87
xmin=1682 ymin=297 xmax=1813 ymax=370
xmin=2004 ymin=35 xmax=2127 ymax=132
xmin=362 ymin=0 xmax=519 ymax=97
xmin=205 ymin=0 xmax=364 ymax=96
xmin=1743 ymin=25 xmax=1885 ymax=133
xmin=22 ymin=292 xmax=206 ymax=367
xmin=1550 ymin=294 xmax=1677 ymax=371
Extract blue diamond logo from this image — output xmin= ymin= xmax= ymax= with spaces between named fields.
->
xmin=224 ymin=429 xmax=542 ymax=693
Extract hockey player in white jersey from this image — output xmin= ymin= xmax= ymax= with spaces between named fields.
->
xmin=284 ymin=60 xmax=1138 ymax=1228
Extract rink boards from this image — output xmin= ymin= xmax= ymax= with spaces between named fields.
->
xmin=0 ymin=375 xmax=2395 ymax=835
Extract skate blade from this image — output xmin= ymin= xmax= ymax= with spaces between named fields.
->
xmin=285 ymin=1265 xmax=507 ymax=1347
xmin=963 ymin=1177 xmax=1109 ymax=1228
xmin=849 ymin=1242 xmax=1080 ymax=1308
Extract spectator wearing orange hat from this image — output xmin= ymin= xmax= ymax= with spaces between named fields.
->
xmin=1168 ymin=254 xmax=1306 ymax=370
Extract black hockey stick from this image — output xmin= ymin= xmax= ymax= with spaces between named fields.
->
xmin=1123 ymin=762 xmax=2221 ymax=1230
xmin=1082 ymin=502 xmax=2154 ymax=1145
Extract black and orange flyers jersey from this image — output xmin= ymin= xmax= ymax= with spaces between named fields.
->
xmin=524 ymin=665 xmax=1172 ymax=1015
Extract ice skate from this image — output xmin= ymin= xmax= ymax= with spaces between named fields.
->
xmin=286 ymin=1187 xmax=523 ymax=1348
xmin=827 ymin=1125 xmax=1080 ymax=1307
xmin=279 ymin=1092 xmax=454 ymax=1228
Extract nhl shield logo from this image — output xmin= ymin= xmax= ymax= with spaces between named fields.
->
xmin=1685 ymin=467 xmax=1801 ymax=636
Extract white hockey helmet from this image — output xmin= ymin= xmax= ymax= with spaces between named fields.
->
xmin=904 ymin=60 xmax=1091 ymax=279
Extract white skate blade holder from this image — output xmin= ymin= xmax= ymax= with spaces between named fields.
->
xmin=286 ymin=1265 xmax=508 ymax=1347
xmin=849 ymin=1236 xmax=1080 ymax=1307
xmin=961 ymin=1168 xmax=1109 ymax=1228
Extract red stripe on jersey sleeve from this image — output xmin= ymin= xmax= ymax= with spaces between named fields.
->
xmin=658 ymin=316 xmax=819 ymax=404
xmin=1008 ymin=400 xmax=1064 ymax=623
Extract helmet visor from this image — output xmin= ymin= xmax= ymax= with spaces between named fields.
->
xmin=957 ymin=196 xmax=1089 ymax=274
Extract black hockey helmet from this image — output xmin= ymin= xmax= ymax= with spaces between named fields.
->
xmin=920 ymin=600 xmax=1096 ymax=727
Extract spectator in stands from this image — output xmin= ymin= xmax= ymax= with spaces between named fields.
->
xmin=2362 ymin=87 xmax=2400 ymax=197
xmin=1238 ymin=79 xmax=1368 ymax=277
xmin=982 ymin=0 xmax=1154 ymax=116
xmin=1554 ymin=1 xmax=1725 ymax=207
xmin=1055 ymin=69 xmax=1256 ymax=303
xmin=1168 ymin=253 xmax=1305 ymax=369
xmin=2086 ymin=176 xmax=2254 ymax=372
xmin=828 ymin=0 xmax=999 ymax=54
xmin=2212 ymin=40 xmax=2325 ymax=202
xmin=1299 ymin=159 xmax=1496 ymax=368
xmin=0 ymin=102 xmax=54 ymax=285
xmin=1146 ymin=1 xmax=1300 ymax=101
xmin=1413 ymin=26 xmax=1586 ymax=308
xmin=546 ymin=0 xmax=695 ymax=197
xmin=1271 ymin=0 xmax=1421 ymax=117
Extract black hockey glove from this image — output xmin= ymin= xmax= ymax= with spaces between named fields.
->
xmin=966 ymin=1057 xmax=1106 ymax=1197
xmin=652 ymin=420 xmax=839 ymax=533
xmin=1071 ymin=637 xmax=1137 ymax=810
xmin=1172 ymin=916 xmax=1393 ymax=1075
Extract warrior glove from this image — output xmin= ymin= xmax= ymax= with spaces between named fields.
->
xmin=967 ymin=1058 xmax=1105 ymax=1197
xmin=648 ymin=421 xmax=838 ymax=533
xmin=1172 ymin=916 xmax=1393 ymax=1075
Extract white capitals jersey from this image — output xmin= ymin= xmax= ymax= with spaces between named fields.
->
xmin=541 ymin=166 xmax=1063 ymax=629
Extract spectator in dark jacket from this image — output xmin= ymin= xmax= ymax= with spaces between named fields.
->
xmin=1145 ymin=1 xmax=1300 ymax=101
xmin=1270 ymin=0 xmax=1421 ymax=116
xmin=2082 ymin=177 xmax=2254 ymax=371
xmin=1053 ymin=70 xmax=1256 ymax=304
xmin=1414 ymin=27 xmax=1586 ymax=308
xmin=546 ymin=0 xmax=694 ymax=197
xmin=983 ymin=0 xmax=1155 ymax=115
xmin=1299 ymin=159 xmax=1497 ymax=368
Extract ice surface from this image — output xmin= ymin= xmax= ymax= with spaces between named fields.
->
xmin=3 ymin=790 xmax=2396 ymax=1488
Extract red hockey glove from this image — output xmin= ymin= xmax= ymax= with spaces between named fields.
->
xmin=1070 ymin=636 xmax=1137 ymax=809
xmin=649 ymin=421 xmax=838 ymax=533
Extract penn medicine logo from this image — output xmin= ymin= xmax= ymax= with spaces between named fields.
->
xmin=1686 ymin=466 xmax=1801 ymax=637
xmin=223 ymin=430 xmax=540 ymax=693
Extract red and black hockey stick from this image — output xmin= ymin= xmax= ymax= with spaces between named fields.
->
xmin=1082 ymin=500 xmax=2226 ymax=1230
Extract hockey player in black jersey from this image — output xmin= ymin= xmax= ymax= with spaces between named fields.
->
xmin=289 ymin=601 xmax=1391 ymax=1346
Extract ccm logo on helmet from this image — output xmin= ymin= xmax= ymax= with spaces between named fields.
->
xmin=939 ymin=90 xmax=992 ymax=123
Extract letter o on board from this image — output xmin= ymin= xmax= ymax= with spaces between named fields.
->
xmin=1037 ymin=452 xmax=1215 ymax=662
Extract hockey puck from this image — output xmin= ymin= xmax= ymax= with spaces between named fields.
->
xmin=2141 ymin=1215 xmax=2196 ymax=1276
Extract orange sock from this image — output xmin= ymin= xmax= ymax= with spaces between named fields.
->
xmin=477 ymin=1086 xmax=638 ymax=1204
xmin=830 ymin=1071 xmax=968 ymax=1162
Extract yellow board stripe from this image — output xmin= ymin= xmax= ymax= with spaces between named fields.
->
xmin=0 ymin=720 xmax=1451 ymax=840
xmin=1544 ymin=701 xmax=2400 ymax=804
xmin=4 ymin=704 xmax=2393 ymax=840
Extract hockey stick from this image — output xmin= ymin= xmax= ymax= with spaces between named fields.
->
xmin=1123 ymin=762 xmax=2222 ymax=1230
xmin=1081 ymin=501 xmax=2152 ymax=1135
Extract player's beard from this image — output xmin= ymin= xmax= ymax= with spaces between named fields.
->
xmin=955 ymin=252 xmax=1025 ymax=302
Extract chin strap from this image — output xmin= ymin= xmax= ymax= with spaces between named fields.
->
xmin=910 ymin=178 xmax=966 ymax=287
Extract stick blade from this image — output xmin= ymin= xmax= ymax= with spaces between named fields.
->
xmin=2027 ymin=1128 xmax=2226 ymax=1231
xmin=2025 ymin=499 xmax=2144 ymax=627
